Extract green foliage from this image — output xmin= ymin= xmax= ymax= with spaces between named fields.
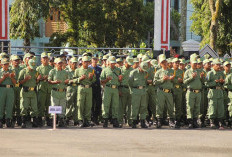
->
xmin=10 ymin=0 xmax=56 ymax=46
xmin=191 ymin=0 xmax=232 ymax=55
xmin=50 ymin=0 xmax=154 ymax=48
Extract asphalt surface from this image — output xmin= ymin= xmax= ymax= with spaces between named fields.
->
xmin=0 ymin=125 xmax=232 ymax=157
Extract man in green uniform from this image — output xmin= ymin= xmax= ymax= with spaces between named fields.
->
xmin=36 ymin=52 xmax=53 ymax=126
xmin=154 ymin=54 xmax=175 ymax=129
xmin=183 ymin=57 xmax=204 ymax=128
xmin=70 ymin=56 xmax=96 ymax=127
xmin=224 ymin=65 xmax=232 ymax=128
xmin=172 ymin=58 xmax=184 ymax=128
xmin=66 ymin=57 xmax=78 ymax=126
xmin=118 ymin=56 xmax=134 ymax=127
xmin=223 ymin=61 xmax=231 ymax=127
xmin=0 ymin=58 xmax=16 ymax=128
xmin=48 ymin=58 xmax=69 ymax=127
xmin=129 ymin=62 xmax=149 ymax=128
xmin=205 ymin=58 xmax=225 ymax=129
xmin=100 ymin=56 xmax=122 ymax=128
xmin=198 ymin=59 xmax=211 ymax=127
xmin=10 ymin=55 xmax=23 ymax=126
xmin=18 ymin=59 xmax=39 ymax=128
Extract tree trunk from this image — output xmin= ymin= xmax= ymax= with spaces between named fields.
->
xmin=209 ymin=0 xmax=220 ymax=51
xmin=180 ymin=0 xmax=187 ymax=55
xmin=23 ymin=38 xmax=30 ymax=53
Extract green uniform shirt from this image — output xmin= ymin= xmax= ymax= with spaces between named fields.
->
xmin=154 ymin=68 xmax=174 ymax=89
xmin=48 ymin=68 xmax=69 ymax=99
xmin=120 ymin=66 xmax=133 ymax=86
xmin=0 ymin=69 xmax=15 ymax=85
xmin=100 ymin=67 xmax=121 ymax=86
xmin=172 ymin=68 xmax=184 ymax=87
xmin=128 ymin=68 xmax=147 ymax=94
xmin=36 ymin=64 xmax=53 ymax=93
xmin=224 ymin=73 xmax=232 ymax=98
xmin=183 ymin=68 xmax=202 ymax=90
xmin=18 ymin=68 xmax=38 ymax=87
xmin=73 ymin=66 xmax=96 ymax=85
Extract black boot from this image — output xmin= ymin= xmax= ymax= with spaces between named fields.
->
xmin=228 ymin=119 xmax=232 ymax=128
xmin=6 ymin=119 xmax=12 ymax=128
xmin=17 ymin=116 xmax=22 ymax=126
xmin=79 ymin=120 xmax=84 ymax=128
xmin=218 ymin=119 xmax=225 ymax=130
xmin=132 ymin=120 xmax=137 ymax=128
xmin=58 ymin=118 xmax=66 ymax=127
xmin=32 ymin=117 xmax=39 ymax=128
xmin=156 ymin=118 xmax=162 ymax=128
xmin=0 ymin=119 xmax=3 ymax=128
xmin=84 ymin=119 xmax=90 ymax=127
xmin=169 ymin=118 xmax=176 ymax=128
xmin=37 ymin=117 xmax=43 ymax=127
xmin=140 ymin=120 xmax=148 ymax=128
xmin=210 ymin=119 xmax=216 ymax=129
xmin=193 ymin=118 xmax=199 ymax=128
xmin=175 ymin=119 xmax=181 ymax=128
xmin=188 ymin=119 xmax=193 ymax=129
xmin=103 ymin=118 xmax=108 ymax=128
xmin=21 ymin=116 xmax=27 ymax=128
xmin=113 ymin=118 xmax=119 ymax=128
xmin=46 ymin=118 xmax=52 ymax=127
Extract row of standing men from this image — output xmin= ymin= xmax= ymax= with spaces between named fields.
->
xmin=0 ymin=52 xmax=231 ymax=129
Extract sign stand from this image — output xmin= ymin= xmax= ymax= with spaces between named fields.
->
xmin=49 ymin=106 xmax=62 ymax=131
xmin=53 ymin=113 xmax=56 ymax=130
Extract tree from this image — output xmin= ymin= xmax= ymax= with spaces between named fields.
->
xmin=180 ymin=0 xmax=187 ymax=54
xmin=50 ymin=0 xmax=154 ymax=48
xmin=10 ymin=0 xmax=57 ymax=47
xmin=191 ymin=0 xmax=232 ymax=55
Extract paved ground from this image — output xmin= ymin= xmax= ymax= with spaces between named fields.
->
xmin=0 ymin=125 xmax=232 ymax=157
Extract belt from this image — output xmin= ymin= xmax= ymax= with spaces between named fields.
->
xmin=106 ymin=85 xmax=118 ymax=89
xmin=148 ymin=84 xmax=153 ymax=86
xmin=160 ymin=87 xmax=172 ymax=93
xmin=174 ymin=85 xmax=181 ymax=89
xmin=68 ymin=83 xmax=79 ymax=87
xmin=188 ymin=88 xmax=201 ymax=93
xmin=52 ymin=88 xmax=66 ymax=92
xmin=119 ymin=85 xmax=129 ymax=88
xmin=15 ymin=83 xmax=21 ymax=87
xmin=0 ymin=84 xmax=13 ymax=88
xmin=210 ymin=86 xmax=222 ymax=90
xmin=183 ymin=88 xmax=187 ymax=91
xmin=22 ymin=86 xmax=36 ymax=92
xmin=79 ymin=84 xmax=91 ymax=88
xmin=134 ymin=86 xmax=145 ymax=89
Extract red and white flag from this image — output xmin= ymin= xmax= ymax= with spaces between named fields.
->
xmin=0 ymin=0 xmax=9 ymax=40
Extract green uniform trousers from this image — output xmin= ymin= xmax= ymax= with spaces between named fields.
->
xmin=147 ymin=86 xmax=157 ymax=119
xmin=66 ymin=88 xmax=77 ymax=121
xmin=118 ymin=87 xmax=131 ymax=124
xmin=77 ymin=86 xmax=92 ymax=121
xmin=102 ymin=86 xmax=119 ymax=119
xmin=20 ymin=90 xmax=38 ymax=117
xmin=13 ymin=87 xmax=21 ymax=118
xmin=200 ymin=88 xmax=208 ymax=119
xmin=0 ymin=87 xmax=14 ymax=119
xmin=131 ymin=91 xmax=147 ymax=120
xmin=208 ymin=98 xmax=224 ymax=119
xmin=156 ymin=89 xmax=174 ymax=119
xmin=37 ymin=91 xmax=51 ymax=118
xmin=228 ymin=99 xmax=232 ymax=118
xmin=186 ymin=90 xmax=201 ymax=119
xmin=51 ymin=96 xmax=66 ymax=118
xmin=173 ymin=88 xmax=183 ymax=120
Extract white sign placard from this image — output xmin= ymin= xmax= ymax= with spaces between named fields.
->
xmin=49 ymin=106 xmax=62 ymax=114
